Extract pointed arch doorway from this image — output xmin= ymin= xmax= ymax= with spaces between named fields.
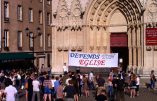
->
xmin=110 ymin=33 xmax=128 ymax=71
xmin=109 ymin=9 xmax=128 ymax=71
xmin=84 ymin=0 xmax=143 ymax=73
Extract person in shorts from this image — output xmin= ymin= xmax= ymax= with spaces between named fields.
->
xmin=43 ymin=75 xmax=52 ymax=101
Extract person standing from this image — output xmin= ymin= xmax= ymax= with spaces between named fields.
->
xmin=4 ymin=79 xmax=17 ymax=101
xmin=116 ymin=75 xmax=125 ymax=101
xmin=136 ymin=75 xmax=140 ymax=96
xmin=77 ymin=75 xmax=82 ymax=97
xmin=56 ymin=82 xmax=64 ymax=101
xmin=89 ymin=71 xmax=95 ymax=90
xmin=32 ymin=75 xmax=40 ymax=101
xmin=107 ymin=74 xmax=113 ymax=101
xmin=63 ymin=80 xmax=77 ymax=101
xmin=150 ymin=70 xmax=156 ymax=89
xmin=96 ymin=74 xmax=105 ymax=96
xmin=40 ymin=64 xmax=45 ymax=74
xmin=63 ymin=63 xmax=68 ymax=75
xmin=27 ymin=74 xmax=33 ymax=101
xmin=112 ymin=75 xmax=118 ymax=100
xmin=82 ymin=74 xmax=89 ymax=97
xmin=54 ymin=76 xmax=60 ymax=99
xmin=43 ymin=75 xmax=52 ymax=101
xmin=48 ymin=65 xmax=52 ymax=76
xmin=51 ymin=75 xmax=56 ymax=99
xmin=130 ymin=73 xmax=137 ymax=98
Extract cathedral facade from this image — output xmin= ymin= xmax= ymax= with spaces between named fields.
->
xmin=52 ymin=0 xmax=157 ymax=75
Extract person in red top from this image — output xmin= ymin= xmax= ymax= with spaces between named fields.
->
xmin=56 ymin=82 xmax=64 ymax=101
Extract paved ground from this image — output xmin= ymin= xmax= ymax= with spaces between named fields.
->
xmin=79 ymin=88 xmax=157 ymax=101
xmin=18 ymin=87 xmax=157 ymax=101
xmin=125 ymin=88 xmax=157 ymax=101
xmin=17 ymin=78 xmax=157 ymax=101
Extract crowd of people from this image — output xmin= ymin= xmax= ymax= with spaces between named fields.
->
xmin=0 ymin=68 xmax=156 ymax=101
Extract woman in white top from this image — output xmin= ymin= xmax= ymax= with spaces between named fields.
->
xmin=136 ymin=75 xmax=140 ymax=96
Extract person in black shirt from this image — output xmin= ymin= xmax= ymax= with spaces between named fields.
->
xmin=97 ymin=74 xmax=105 ymax=87
xmin=63 ymin=80 xmax=77 ymax=101
xmin=95 ymin=90 xmax=107 ymax=101
xmin=27 ymin=74 xmax=33 ymax=101
xmin=116 ymin=75 xmax=125 ymax=101
xmin=112 ymin=75 xmax=118 ymax=100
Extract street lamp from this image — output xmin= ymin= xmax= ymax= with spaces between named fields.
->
xmin=25 ymin=27 xmax=41 ymax=70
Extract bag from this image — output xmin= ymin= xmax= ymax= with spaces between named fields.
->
xmin=25 ymin=82 xmax=28 ymax=89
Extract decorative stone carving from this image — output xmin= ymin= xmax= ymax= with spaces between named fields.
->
xmin=96 ymin=46 xmax=101 ymax=50
xmin=148 ymin=3 xmax=157 ymax=13
xmin=57 ymin=46 xmax=63 ymax=51
xmin=77 ymin=46 xmax=83 ymax=51
xmin=146 ymin=46 xmax=152 ymax=51
xmin=89 ymin=46 xmax=94 ymax=50
xmin=154 ymin=46 xmax=157 ymax=51
xmin=63 ymin=46 xmax=68 ymax=51
xmin=71 ymin=46 xmax=76 ymax=51
xmin=71 ymin=0 xmax=82 ymax=17
xmin=97 ymin=0 xmax=101 ymax=4
xmin=102 ymin=46 xmax=107 ymax=50
xmin=57 ymin=0 xmax=68 ymax=18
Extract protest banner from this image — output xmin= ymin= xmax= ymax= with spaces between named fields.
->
xmin=68 ymin=51 xmax=118 ymax=68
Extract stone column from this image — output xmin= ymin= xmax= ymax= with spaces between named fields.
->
xmin=96 ymin=26 xmax=102 ymax=53
xmin=77 ymin=26 xmax=83 ymax=51
xmin=136 ymin=26 xmax=142 ymax=73
xmin=132 ymin=26 xmax=137 ymax=73
xmin=89 ymin=26 xmax=95 ymax=53
xmin=133 ymin=46 xmax=137 ymax=73
xmin=93 ymin=26 xmax=97 ymax=53
xmin=137 ymin=46 xmax=142 ymax=73
xmin=86 ymin=26 xmax=90 ymax=52
xmin=141 ymin=24 xmax=144 ymax=68
xmin=128 ymin=27 xmax=133 ymax=70
xmin=102 ymin=27 xmax=107 ymax=53
xmin=128 ymin=47 xmax=133 ymax=70
xmin=106 ymin=28 xmax=110 ymax=53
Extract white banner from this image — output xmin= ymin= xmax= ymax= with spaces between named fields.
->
xmin=68 ymin=52 xmax=118 ymax=68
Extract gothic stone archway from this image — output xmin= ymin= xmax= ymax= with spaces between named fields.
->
xmin=84 ymin=0 xmax=143 ymax=72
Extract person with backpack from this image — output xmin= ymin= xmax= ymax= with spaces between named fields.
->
xmin=43 ymin=75 xmax=52 ymax=101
